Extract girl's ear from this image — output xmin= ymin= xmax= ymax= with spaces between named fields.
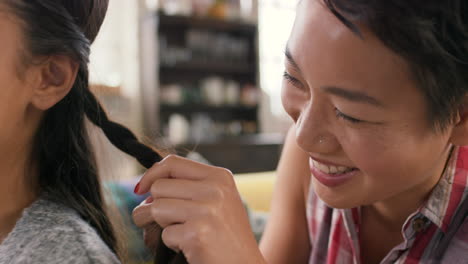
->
xmin=30 ymin=55 xmax=79 ymax=110
xmin=449 ymin=96 xmax=468 ymax=146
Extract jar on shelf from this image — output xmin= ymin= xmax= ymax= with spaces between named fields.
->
xmin=208 ymin=0 xmax=227 ymax=19
xmin=161 ymin=0 xmax=193 ymax=16
xmin=226 ymin=0 xmax=241 ymax=21
xmin=193 ymin=0 xmax=215 ymax=17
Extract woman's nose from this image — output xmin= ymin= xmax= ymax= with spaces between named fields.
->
xmin=295 ymin=102 xmax=340 ymax=155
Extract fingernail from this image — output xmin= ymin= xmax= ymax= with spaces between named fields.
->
xmin=134 ymin=182 xmax=141 ymax=194
xmin=145 ymin=196 xmax=154 ymax=203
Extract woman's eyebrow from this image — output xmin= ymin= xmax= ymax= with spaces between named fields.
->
xmin=284 ymin=46 xmax=384 ymax=108
xmin=284 ymin=46 xmax=302 ymax=74
xmin=322 ymin=86 xmax=385 ymax=107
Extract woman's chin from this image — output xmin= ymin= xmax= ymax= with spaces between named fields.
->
xmin=311 ymin=178 xmax=362 ymax=209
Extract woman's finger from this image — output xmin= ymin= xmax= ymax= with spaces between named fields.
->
xmin=160 ymin=223 xmax=188 ymax=253
xmin=132 ymin=197 xmax=164 ymax=250
xmin=136 ymin=155 xmax=221 ymax=195
xmin=150 ymin=178 xmax=221 ymax=201
xmin=132 ymin=196 xmax=154 ymax=228
xmin=151 ymin=198 xmax=206 ymax=229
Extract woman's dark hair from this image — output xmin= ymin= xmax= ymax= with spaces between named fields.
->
xmin=324 ymin=0 xmax=468 ymax=131
xmin=4 ymin=0 xmax=186 ymax=263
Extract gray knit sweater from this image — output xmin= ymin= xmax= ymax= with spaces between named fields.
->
xmin=0 ymin=198 xmax=121 ymax=264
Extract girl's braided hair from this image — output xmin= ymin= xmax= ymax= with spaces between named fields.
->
xmin=6 ymin=0 xmax=186 ymax=262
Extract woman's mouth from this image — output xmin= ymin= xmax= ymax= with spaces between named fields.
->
xmin=310 ymin=158 xmax=358 ymax=187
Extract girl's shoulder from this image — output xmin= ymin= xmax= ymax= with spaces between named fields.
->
xmin=0 ymin=198 xmax=120 ymax=264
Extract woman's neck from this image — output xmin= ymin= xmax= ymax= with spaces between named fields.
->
xmin=0 ymin=147 xmax=38 ymax=243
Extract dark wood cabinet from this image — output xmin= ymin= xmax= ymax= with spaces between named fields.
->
xmin=140 ymin=12 xmax=282 ymax=173
xmin=155 ymin=12 xmax=260 ymax=142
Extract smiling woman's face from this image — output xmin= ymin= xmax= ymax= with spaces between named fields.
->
xmin=282 ymin=0 xmax=455 ymax=208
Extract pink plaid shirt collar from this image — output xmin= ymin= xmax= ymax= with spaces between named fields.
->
xmin=418 ymin=146 xmax=468 ymax=232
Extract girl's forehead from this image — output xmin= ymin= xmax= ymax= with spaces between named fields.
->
xmin=0 ymin=13 xmax=22 ymax=52
xmin=0 ymin=9 xmax=23 ymax=37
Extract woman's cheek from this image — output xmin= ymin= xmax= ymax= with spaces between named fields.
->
xmin=342 ymin=129 xmax=395 ymax=174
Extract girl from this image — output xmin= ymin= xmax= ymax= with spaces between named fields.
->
xmin=133 ymin=0 xmax=468 ymax=263
xmin=0 ymin=0 xmax=164 ymax=263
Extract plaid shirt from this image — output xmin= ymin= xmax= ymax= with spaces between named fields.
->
xmin=307 ymin=146 xmax=468 ymax=264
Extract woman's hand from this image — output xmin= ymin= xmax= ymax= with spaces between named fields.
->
xmin=132 ymin=155 xmax=266 ymax=264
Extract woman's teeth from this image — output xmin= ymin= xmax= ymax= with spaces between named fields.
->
xmin=312 ymin=160 xmax=354 ymax=174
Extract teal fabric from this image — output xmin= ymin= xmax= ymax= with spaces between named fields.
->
xmin=106 ymin=180 xmax=153 ymax=263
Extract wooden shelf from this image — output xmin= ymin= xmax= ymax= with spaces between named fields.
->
xmin=174 ymin=134 xmax=284 ymax=174
xmin=160 ymin=104 xmax=258 ymax=114
xmin=158 ymin=12 xmax=257 ymax=33
xmin=160 ymin=61 xmax=254 ymax=75
xmin=177 ymin=133 xmax=284 ymax=147
xmin=151 ymin=11 xmax=260 ymax=142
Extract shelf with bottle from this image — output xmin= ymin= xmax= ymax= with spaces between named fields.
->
xmin=158 ymin=12 xmax=258 ymax=31
xmin=159 ymin=77 xmax=259 ymax=145
xmin=159 ymin=77 xmax=259 ymax=110
xmin=151 ymin=0 xmax=261 ymax=148
xmin=160 ymin=104 xmax=257 ymax=114
xmin=159 ymin=61 xmax=254 ymax=75
xmin=163 ymin=112 xmax=258 ymax=146
xmin=156 ymin=0 xmax=258 ymax=25
xmin=158 ymin=29 xmax=255 ymax=74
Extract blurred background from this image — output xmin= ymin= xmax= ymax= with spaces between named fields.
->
xmin=88 ymin=0 xmax=299 ymax=262
xmin=90 ymin=0 xmax=297 ymax=177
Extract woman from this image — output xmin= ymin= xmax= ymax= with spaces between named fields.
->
xmin=133 ymin=0 xmax=468 ymax=263
xmin=0 ymin=1 xmax=164 ymax=263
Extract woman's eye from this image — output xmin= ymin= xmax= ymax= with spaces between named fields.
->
xmin=283 ymin=71 xmax=303 ymax=89
xmin=335 ymin=108 xmax=364 ymax=124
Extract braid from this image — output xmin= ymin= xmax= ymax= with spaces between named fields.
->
xmin=83 ymin=89 xmax=188 ymax=264
xmin=6 ymin=0 xmax=187 ymax=262
xmin=83 ymin=90 xmax=162 ymax=168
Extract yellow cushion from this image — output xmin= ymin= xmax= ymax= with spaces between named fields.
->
xmin=234 ymin=171 xmax=277 ymax=212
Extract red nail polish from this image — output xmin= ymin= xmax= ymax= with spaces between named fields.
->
xmin=134 ymin=182 xmax=140 ymax=194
